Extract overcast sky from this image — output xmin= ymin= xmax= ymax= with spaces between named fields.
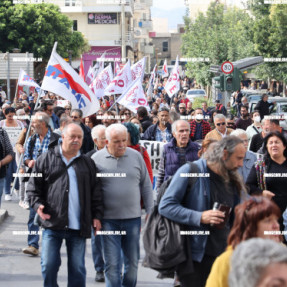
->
xmin=151 ymin=0 xmax=186 ymax=29
xmin=152 ymin=0 xmax=186 ymax=11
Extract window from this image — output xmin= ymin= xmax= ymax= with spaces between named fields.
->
xmin=162 ymin=41 xmax=168 ymax=52
xmin=65 ymin=0 xmax=76 ymax=6
xmin=73 ymin=20 xmax=78 ymax=31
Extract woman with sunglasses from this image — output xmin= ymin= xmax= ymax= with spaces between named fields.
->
xmin=206 ymin=196 xmax=281 ymax=287
xmin=246 ymin=131 xmax=287 ymax=232
xmin=205 ymin=114 xmax=233 ymax=141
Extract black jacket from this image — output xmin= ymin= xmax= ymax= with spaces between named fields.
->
xmin=255 ymin=100 xmax=274 ymax=120
xmin=27 ymin=145 xmax=103 ymax=238
xmin=140 ymin=116 xmax=153 ymax=133
xmin=80 ymin=122 xmax=94 ymax=154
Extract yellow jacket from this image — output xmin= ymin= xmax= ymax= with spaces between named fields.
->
xmin=205 ymin=245 xmax=233 ymax=287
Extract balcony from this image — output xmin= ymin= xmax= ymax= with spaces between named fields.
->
xmin=48 ymin=0 xmax=134 ymax=15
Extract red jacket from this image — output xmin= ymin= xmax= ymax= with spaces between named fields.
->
xmin=129 ymin=144 xmax=153 ymax=184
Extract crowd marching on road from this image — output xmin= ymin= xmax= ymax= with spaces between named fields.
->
xmin=1 ymin=68 xmax=287 ymax=287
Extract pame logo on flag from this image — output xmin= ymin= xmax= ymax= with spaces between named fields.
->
xmin=45 ymin=64 xmax=91 ymax=109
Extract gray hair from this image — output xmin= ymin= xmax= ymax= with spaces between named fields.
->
xmin=91 ymin=124 xmax=106 ymax=140
xmin=203 ymin=136 xmax=245 ymax=192
xmin=59 ymin=114 xmax=72 ymax=127
xmin=34 ymin=112 xmax=50 ymax=128
xmin=62 ymin=122 xmax=83 ymax=137
xmin=169 ymin=111 xmax=180 ymax=123
xmin=229 ymin=238 xmax=287 ymax=287
xmin=230 ymin=129 xmax=247 ymax=138
xmin=172 ymin=120 xmax=190 ymax=134
xmin=16 ymin=108 xmax=25 ymax=116
xmin=214 ymin=114 xmax=226 ymax=121
xmin=71 ymin=109 xmax=83 ymax=118
xmin=105 ymin=123 xmax=127 ymax=141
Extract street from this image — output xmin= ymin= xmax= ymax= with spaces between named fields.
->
xmin=0 ymin=197 xmax=173 ymax=287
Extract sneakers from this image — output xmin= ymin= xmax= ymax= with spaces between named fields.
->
xmin=95 ymin=271 xmax=105 ymax=282
xmin=4 ymin=194 xmax=12 ymax=201
xmin=22 ymin=246 xmax=39 ymax=256
xmin=19 ymin=201 xmax=29 ymax=210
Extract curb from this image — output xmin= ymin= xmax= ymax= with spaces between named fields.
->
xmin=0 ymin=209 xmax=8 ymax=225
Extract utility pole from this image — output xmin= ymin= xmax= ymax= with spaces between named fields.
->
xmin=121 ymin=3 xmax=126 ymax=63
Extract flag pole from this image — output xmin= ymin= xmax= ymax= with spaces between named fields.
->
xmin=10 ymin=88 xmax=43 ymax=196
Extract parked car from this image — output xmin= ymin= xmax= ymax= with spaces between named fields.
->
xmin=186 ymin=89 xmax=207 ymax=102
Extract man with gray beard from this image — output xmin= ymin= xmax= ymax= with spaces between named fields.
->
xmin=159 ymin=136 xmax=246 ymax=287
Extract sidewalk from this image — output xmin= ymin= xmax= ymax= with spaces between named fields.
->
xmin=0 ymin=197 xmax=174 ymax=287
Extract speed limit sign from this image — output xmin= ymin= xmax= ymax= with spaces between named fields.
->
xmin=221 ymin=61 xmax=234 ymax=74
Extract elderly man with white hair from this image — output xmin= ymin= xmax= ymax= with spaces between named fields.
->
xmin=92 ymin=123 xmax=154 ymax=287
xmin=231 ymin=129 xmax=257 ymax=182
xmin=86 ymin=124 xmax=106 ymax=158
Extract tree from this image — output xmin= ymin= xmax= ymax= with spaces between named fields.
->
xmin=0 ymin=1 xmax=89 ymax=60
xmin=248 ymin=0 xmax=287 ymax=84
xmin=181 ymin=2 xmax=255 ymax=87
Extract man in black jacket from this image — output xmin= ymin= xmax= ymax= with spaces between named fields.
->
xmin=255 ymin=94 xmax=275 ymax=120
xmin=27 ymin=123 xmax=103 ymax=287
xmin=71 ymin=109 xmax=94 ymax=154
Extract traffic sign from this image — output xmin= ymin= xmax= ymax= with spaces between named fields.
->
xmin=221 ymin=61 xmax=234 ymax=74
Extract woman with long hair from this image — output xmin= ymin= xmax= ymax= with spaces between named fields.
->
xmin=206 ymin=196 xmax=281 ymax=287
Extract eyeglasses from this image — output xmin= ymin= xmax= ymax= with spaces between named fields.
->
xmin=124 ymin=113 xmax=131 ymax=116
xmin=71 ymin=116 xmax=79 ymax=119
xmin=65 ymin=108 xmax=71 ymax=111
xmin=216 ymin=122 xmax=226 ymax=126
xmin=179 ymin=107 xmax=185 ymax=109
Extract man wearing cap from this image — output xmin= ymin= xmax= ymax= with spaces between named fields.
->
xmin=143 ymin=106 xmax=172 ymax=142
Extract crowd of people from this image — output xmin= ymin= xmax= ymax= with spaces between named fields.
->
xmin=0 ymin=76 xmax=287 ymax=287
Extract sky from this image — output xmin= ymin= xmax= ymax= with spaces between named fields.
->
xmin=151 ymin=0 xmax=186 ymax=30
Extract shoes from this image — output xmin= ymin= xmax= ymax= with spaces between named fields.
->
xmin=4 ymin=194 xmax=12 ymax=201
xmin=95 ymin=271 xmax=105 ymax=282
xmin=19 ymin=201 xmax=29 ymax=210
xmin=22 ymin=246 xmax=39 ymax=256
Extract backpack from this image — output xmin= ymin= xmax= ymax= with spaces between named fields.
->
xmin=143 ymin=162 xmax=198 ymax=275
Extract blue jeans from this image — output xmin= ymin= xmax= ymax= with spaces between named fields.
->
xmin=41 ymin=229 xmax=86 ymax=287
xmin=4 ymin=159 xmax=19 ymax=195
xmin=0 ymin=177 xmax=5 ymax=207
xmin=101 ymin=217 xmax=141 ymax=287
xmin=28 ymin=207 xmax=39 ymax=249
xmin=91 ymin=228 xmax=105 ymax=272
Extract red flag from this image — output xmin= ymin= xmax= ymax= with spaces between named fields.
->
xmin=79 ymin=56 xmax=85 ymax=82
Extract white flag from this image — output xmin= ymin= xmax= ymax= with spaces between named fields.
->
xmin=131 ymin=57 xmax=146 ymax=82
xmin=41 ymin=42 xmax=100 ymax=117
xmin=114 ymin=61 xmax=120 ymax=76
xmin=162 ymin=59 xmax=169 ymax=78
xmin=90 ymin=64 xmax=113 ymax=99
xmin=147 ymin=64 xmax=157 ymax=97
xmin=18 ymin=69 xmax=40 ymax=89
xmin=105 ymin=60 xmax=132 ymax=95
xmin=117 ymin=78 xmax=150 ymax=114
xmin=164 ymin=56 xmax=180 ymax=98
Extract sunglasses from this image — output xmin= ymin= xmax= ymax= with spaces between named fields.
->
xmin=216 ymin=122 xmax=226 ymax=126
xmin=65 ymin=108 xmax=71 ymax=111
